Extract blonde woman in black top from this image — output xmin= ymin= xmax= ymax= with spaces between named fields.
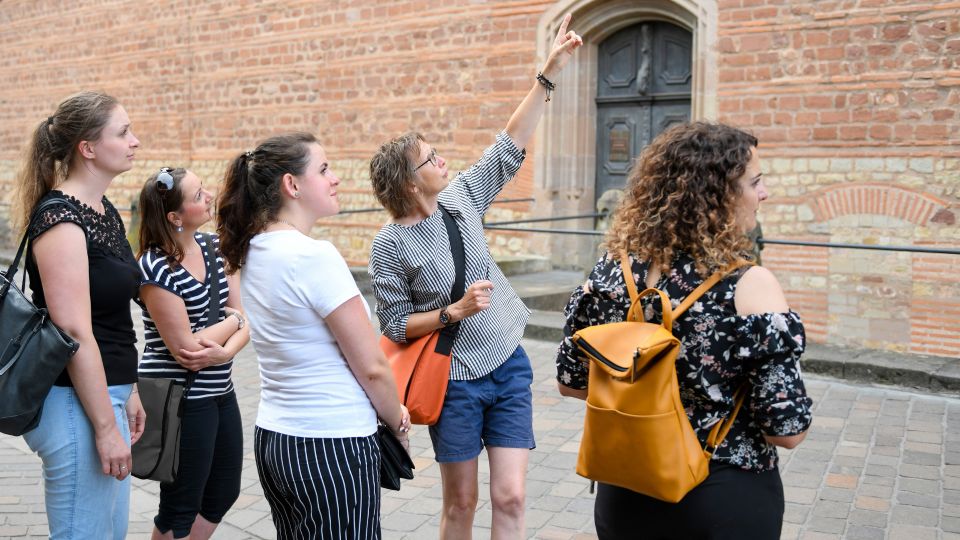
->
xmin=14 ymin=91 xmax=145 ymax=539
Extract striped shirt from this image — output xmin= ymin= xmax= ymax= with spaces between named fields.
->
xmin=137 ymin=233 xmax=233 ymax=399
xmin=369 ymin=131 xmax=531 ymax=380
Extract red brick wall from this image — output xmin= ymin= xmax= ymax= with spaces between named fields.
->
xmin=1 ymin=0 xmax=958 ymax=357
xmin=716 ymin=0 xmax=960 ymax=356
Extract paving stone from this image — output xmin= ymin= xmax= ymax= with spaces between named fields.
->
xmin=844 ymin=525 xmax=884 ymax=539
xmin=899 ymin=464 xmax=942 ymax=480
xmin=855 ymin=495 xmax=890 ymax=512
xmin=888 ymin=524 xmax=939 ymax=540
xmin=849 ymin=509 xmax=888 ymax=527
xmin=818 ymin=487 xmax=855 ymax=502
xmin=784 ymin=502 xmax=811 ymax=524
xmin=890 ymin=504 xmax=939 ymax=525
xmin=811 ymin=500 xmax=850 ymax=519
xmin=806 ymin=515 xmax=846 ymax=534
xmin=944 ymin=516 xmax=960 ymax=534
xmin=896 ymin=492 xmax=940 ymax=508
xmin=898 ymin=477 xmax=940 ymax=494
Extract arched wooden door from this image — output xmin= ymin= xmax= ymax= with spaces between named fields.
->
xmin=595 ymin=21 xmax=692 ymax=205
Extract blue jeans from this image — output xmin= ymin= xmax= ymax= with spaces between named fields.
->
xmin=23 ymin=384 xmax=133 ymax=540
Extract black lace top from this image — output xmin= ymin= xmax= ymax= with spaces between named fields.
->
xmin=556 ymin=252 xmax=813 ymax=472
xmin=26 ymin=190 xmax=140 ymax=387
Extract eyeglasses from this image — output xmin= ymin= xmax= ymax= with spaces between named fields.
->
xmin=414 ymin=148 xmax=438 ymax=172
xmin=156 ymin=167 xmax=174 ymax=192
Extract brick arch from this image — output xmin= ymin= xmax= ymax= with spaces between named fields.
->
xmin=810 ymin=184 xmax=948 ymax=225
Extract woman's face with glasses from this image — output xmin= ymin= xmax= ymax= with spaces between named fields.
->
xmin=411 ymin=142 xmax=448 ymax=198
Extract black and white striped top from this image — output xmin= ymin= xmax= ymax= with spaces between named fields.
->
xmin=137 ymin=233 xmax=233 ymax=399
xmin=369 ymin=131 xmax=531 ymax=380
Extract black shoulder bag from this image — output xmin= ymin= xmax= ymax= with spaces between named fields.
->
xmin=132 ymin=233 xmax=222 ymax=483
xmin=0 ymin=198 xmax=83 ymax=435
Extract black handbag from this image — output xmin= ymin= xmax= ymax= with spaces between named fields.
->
xmin=0 ymin=198 xmax=82 ymax=436
xmin=132 ymin=233 xmax=220 ymax=483
xmin=378 ymin=423 xmax=414 ymax=491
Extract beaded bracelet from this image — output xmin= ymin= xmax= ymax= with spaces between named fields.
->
xmin=537 ymin=72 xmax=556 ymax=102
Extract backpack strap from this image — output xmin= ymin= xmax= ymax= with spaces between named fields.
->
xmin=672 ymin=259 xmax=753 ymax=320
xmin=703 ymin=384 xmax=748 ymax=457
xmin=617 ymin=252 xmax=652 ymax=324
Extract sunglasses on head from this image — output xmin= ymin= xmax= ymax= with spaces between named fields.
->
xmin=156 ymin=167 xmax=174 ymax=192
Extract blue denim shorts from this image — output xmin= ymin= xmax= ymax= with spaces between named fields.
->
xmin=428 ymin=345 xmax=536 ymax=463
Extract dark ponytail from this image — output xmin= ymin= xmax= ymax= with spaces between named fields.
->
xmin=217 ymin=132 xmax=317 ymax=272
xmin=13 ymin=91 xmax=119 ymax=231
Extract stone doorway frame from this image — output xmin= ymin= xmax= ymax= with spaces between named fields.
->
xmin=531 ymin=0 xmax=718 ymax=271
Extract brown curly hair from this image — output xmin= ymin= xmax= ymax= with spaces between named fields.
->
xmin=604 ymin=121 xmax=758 ymax=277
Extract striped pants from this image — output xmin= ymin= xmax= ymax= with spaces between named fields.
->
xmin=254 ymin=427 xmax=382 ymax=539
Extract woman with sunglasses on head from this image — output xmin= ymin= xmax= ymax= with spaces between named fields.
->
xmin=135 ymin=167 xmax=249 ymax=540
xmin=217 ymin=133 xmax=410 ymax=539
xmin=367 ymin=15 xmax=582 ymax=539
xmin=12 ymin=91 xmax=145 ymax=538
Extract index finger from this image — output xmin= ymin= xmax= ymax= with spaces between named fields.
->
xmin=555 ymin=13 xmax=571 ymax=41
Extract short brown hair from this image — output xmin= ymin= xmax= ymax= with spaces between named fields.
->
xmin=604 ymin=122 xmax=759 ymax=277
xmin=369 ymin=132 xmax=424 ymax=219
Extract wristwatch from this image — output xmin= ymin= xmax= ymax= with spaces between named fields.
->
xmin=229 ymin=311 xmax=245 ymax=330
xmin=438 ymin=306 xmax=454 ymax=327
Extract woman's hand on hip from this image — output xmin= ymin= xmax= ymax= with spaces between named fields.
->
xmin=449 ymin=280 xmax=494 ymax=321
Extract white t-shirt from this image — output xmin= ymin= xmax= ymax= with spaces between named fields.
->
xmin=241 ymin=230 xmax=377 ymax=438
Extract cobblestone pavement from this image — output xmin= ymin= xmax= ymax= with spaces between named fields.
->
xmin=2 ymin=338 xmax=959 ymax=539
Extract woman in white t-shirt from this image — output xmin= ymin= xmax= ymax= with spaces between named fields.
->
xmin=216 ymin=132 xmax=411 ymax=540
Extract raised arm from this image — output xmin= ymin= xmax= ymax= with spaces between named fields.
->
xmin=33 ymin=223 xmax=132 ymax=479
xmin=504 ymin=13 xmax=583 ymax=150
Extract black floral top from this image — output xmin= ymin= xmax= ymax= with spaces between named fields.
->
xmin=556 ymin=251 xmax=813 ymax=472
xmin=26 ymin=191 xmax=140 ymax=387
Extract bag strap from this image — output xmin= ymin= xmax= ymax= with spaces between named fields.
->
xmin=3 ymin=197 xmax=83 ymax=297
xmin=436 ymin=204 xmax=465 ymax=356
xmin=617 ymin=251 xmax=752 ymax=329
xmin=672 ymin=259 xmax=753 ymax=320
xmin=703 ymin=384 xmax=748 ymax=457
xmin=200 ymin=233 xmax=222 ymax=330
xmin=181 ymin=232 xmax=221 ymax=396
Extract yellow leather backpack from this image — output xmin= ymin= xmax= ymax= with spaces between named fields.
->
xmin=572 ymin=251 xmax=749 ymax=503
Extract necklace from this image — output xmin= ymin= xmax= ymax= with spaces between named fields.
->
xmin=275 ymin=219 xmax=303 ymax=234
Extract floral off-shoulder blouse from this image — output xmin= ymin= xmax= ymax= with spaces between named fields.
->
xmin=556 ymin=251 xmax=813 ymax=472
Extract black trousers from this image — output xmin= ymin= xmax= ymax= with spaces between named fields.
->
xmin=254 ymin=426 xmax=382 ymax=540
xmin=595 ymin=462 xmax=785 ymax=540
xmin=155 ymin=390 xmax=243 ymax=538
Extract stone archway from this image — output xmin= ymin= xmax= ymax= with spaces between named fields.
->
xmin=531 ymin=0 xmax=719 ymax=271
